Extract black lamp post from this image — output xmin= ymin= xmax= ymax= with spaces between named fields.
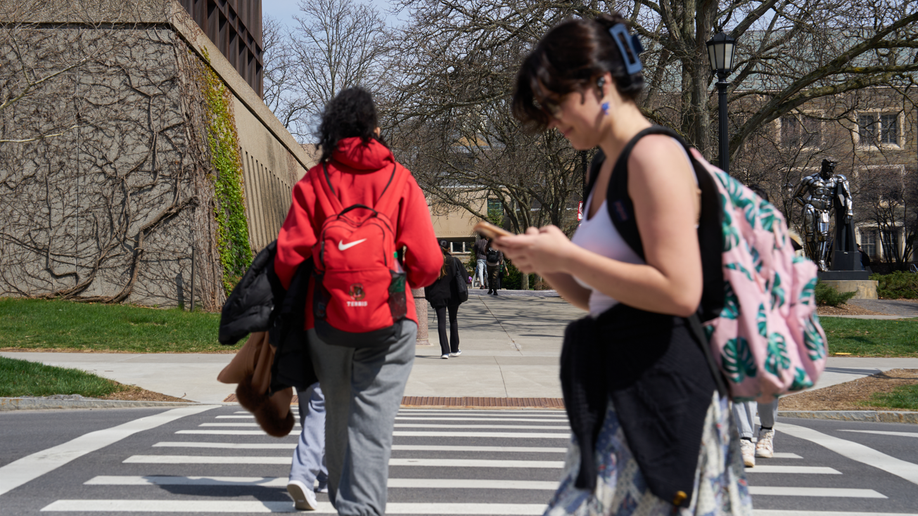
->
xmin=706 ymin=32 xmax=737 ymax=174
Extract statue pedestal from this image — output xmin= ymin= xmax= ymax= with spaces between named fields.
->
xmin=817 ymin=270 xmax=877 ymax=299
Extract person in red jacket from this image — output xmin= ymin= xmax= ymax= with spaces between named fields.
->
xmin=274 ymin=87 xmax=441 ymax=515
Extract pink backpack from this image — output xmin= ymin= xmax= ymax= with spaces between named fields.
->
xmin=598 ymin=126 xmax=827 ymax=402
xmin=688 ymin=148 xmax=827 ymax=402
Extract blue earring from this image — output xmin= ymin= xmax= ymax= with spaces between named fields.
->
xmin=602 ymin=102 xmax=610 ymax=115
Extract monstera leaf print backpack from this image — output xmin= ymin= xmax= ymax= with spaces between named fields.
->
xmin=594 ymin=125 xmax=828 ymax=403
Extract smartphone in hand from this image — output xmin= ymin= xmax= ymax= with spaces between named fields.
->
xmin=473 ymin=221 xmax=512 ymax=239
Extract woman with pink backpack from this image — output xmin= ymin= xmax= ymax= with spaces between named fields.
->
xmin=494 ymin=13 xmax=753 ymax=516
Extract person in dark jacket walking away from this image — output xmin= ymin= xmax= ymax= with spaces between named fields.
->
xmin=485 ymin=238 xmax=504 ymax=295
xmin=425 ymin=240 xmax=465 ymax=359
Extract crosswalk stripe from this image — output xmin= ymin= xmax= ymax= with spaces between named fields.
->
xmin=123 ymin=456 xmax=564 ymax=468
xmin=391 ymin=445 xmax=566 ymax=453
xmin=394 ymin=424 xmax=568 ymax=430
xmin=748 ymin=486 xmax=885 ymax=498
xmin=153 ymin=442 xmax=296 ymax=449
xmin=754 ymin=512 xmax=918 ymax=516
xmin=176 ymin=430 xmax=284 ymax=435
xmin=199 ymin=423 xmax=301 ymax=427
xmin=0 ymin=405 xmax=217 ymax=498
xmin=389 ymin=458 xmax=563 ymax=468
xmin=176 ymin=429 xmax=572 ymax=438
xmin=393 ymin=431 xmax=570 ymax=439
xmin=744 ymin=466 xmax=840 ymax=474
xmin=395 ymin=417 xmax=569 ymax=423
xmin=782 ymin=423 xmax=918 ymax=486
xmin=124 ymin=456 xmax=290 ymax=464
xmin=399 ymin=410 xmax=564 ymax=416
xmin=770 ymin=453 xmax=802 ymax=459
xmin=41 ymin=500 xmax=548 ymax=514
xmin=840 ymin=429 xmax=918 ymax=439
xmin=83 ymin=476 xmax=558 ymax=490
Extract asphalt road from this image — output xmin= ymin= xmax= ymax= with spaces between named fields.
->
xmin=2 ymin=406 xmax=917 ymax=515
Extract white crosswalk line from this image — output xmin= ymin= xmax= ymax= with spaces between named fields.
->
xmin=84 ymin=476 xmax=557 ymax=490
xmin=744 ymin=466 xmax=841 ymax=474
xmin=199 ymin=423 xmax=301 ymax=427
xmin=748 ymin=486 xmax=885 ymax=498
xmin=123 ymin=456 xmax=564 ymax=468
xmin=393 ymin=431 xmax=570 ymax=438
xmin=840 ymin=429 xmax=918 ymax=439
xmin=389 ymin=458 xmax=563 ymax=468
xmin=41 ymin=500 xmax=548 ymax=514
xmin=754 ymin=512 xmax=918 ymax=516
xmin=176 ymin=430 xmax=279 ymax=435
xmin=0 ymin=405 xmax=217 ymax=497
xmin=391 ymin=444 xmax=566 ymax=453
xmin=153 ymin=442 xmax=296 ymax=449
xmin=781 ymin=423 xmax=918 ymax=486
xmin=394 ymin=423 xmax=568 ymax=430
xmin=395 ymin=417 xmax=569 ymax=423
xmin=770 ymin=452 xmax=802 ymax=459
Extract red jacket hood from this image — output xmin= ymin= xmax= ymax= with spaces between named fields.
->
xmin=331 ymin=137 xmax=393 ymax=172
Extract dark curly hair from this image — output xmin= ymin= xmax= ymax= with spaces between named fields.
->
xmin=317 ymin=87 xmax=388 ymax=163
xmin=512 ymin=13 xmax=645 ymax=132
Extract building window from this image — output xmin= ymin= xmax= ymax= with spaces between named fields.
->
xmin=880 ymin=114 xmax=899 ymax=145
xmin=858 ymin=112 xmax=899 ymax=147
xmin=860 ymin=229 xmax=877 ymax=258
xmin=450 ymin=241 xmax=470 ymax=254
xmin=781 ymin=115 xmax=820 ymax=148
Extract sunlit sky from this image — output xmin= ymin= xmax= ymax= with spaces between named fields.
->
xmin=261 ymin=0 xmax=405 ymax=30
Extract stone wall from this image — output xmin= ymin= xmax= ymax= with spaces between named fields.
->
xmin=0 ymin=0 xmax=314 ymax=309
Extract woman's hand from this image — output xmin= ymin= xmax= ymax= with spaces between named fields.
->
xmin=493 ymin=225 xmax=573 ymax=274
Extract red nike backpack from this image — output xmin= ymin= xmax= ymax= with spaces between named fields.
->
xmin=309 ymin=162 xmax=409 ymax=348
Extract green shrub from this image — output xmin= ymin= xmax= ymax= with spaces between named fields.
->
xmin=873 ymin=271 xmax=918 ymax=299
xmin=815 ymin=281 xmax=856 ymax=307
xmin=501 ymin=260 xmax=523 ymax=290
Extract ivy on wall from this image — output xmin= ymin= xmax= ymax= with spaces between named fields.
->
xmin=197 ymin=48 xmax=252 ymax=294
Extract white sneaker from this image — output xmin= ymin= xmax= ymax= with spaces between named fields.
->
xmin=756 ymin=428 xmax=775 ymax=458
xmin=287 ymin=480 xmax=318 ymax=511
xmin=449 ymin=350 xmax=462 ymax=357
xmin=740 ymin=439 xmax=755 ymax=467
xmin=440 ymin=354 xmax=449 ymax=359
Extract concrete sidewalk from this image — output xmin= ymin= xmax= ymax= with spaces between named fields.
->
xmin=3 ymin=290 xmax=918 ymax=407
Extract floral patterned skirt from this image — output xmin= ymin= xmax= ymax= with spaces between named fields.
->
xmin=545 ymin=393 xmax=753 ymax=516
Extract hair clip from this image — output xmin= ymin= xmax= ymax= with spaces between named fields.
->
xmin=609 ymin=24 xmax=644 ymax=75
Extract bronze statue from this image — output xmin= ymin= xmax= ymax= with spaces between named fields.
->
xmin=793 ymin=158 xmax=854 ymax=271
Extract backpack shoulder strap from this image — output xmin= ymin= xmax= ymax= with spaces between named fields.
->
xmin=311 ymin=163 xmax=344 ymax=215
xmin=372 ymin=162 xmax=408 ymax=218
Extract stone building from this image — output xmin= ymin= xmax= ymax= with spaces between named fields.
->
xmin=0 ymin=0 xmax=314 ymax=309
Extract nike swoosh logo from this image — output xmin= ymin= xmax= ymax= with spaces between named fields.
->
xmin=338 ymin=239 xmax=367 ymax=251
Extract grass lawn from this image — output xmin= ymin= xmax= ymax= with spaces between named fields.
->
xmin=0 ymin=355 xmax=126 ymax=397
xmin=0 ymin=297 xmax=225 ymax=353
xmin=819 ymin=316 xmax=918 ymax=357
xmin=862 ymin=383 xmax=918 ymax=410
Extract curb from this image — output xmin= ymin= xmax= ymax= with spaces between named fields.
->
xmin=779 ymin=410 xmax=918 ymax=424
xmin=0 ymin=397 xmax=205 ymax=411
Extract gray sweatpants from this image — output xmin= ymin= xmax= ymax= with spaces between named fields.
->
xmin=307 ymin=322 xmax=417 ymax=516
xmin=732 ymin=399 xmax=779 ymax=439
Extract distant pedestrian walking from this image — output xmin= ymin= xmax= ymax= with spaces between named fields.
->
xmin=424 ymin=240 xmax=467 ymax=359
xmin=486 ymin=239 xmax=503 ymax=295
xmin=474 ymin=235 xmax=489 ymax=289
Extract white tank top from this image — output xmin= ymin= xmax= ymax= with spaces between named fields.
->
xmin=571 ymin=144 xmax=692 ymax=317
